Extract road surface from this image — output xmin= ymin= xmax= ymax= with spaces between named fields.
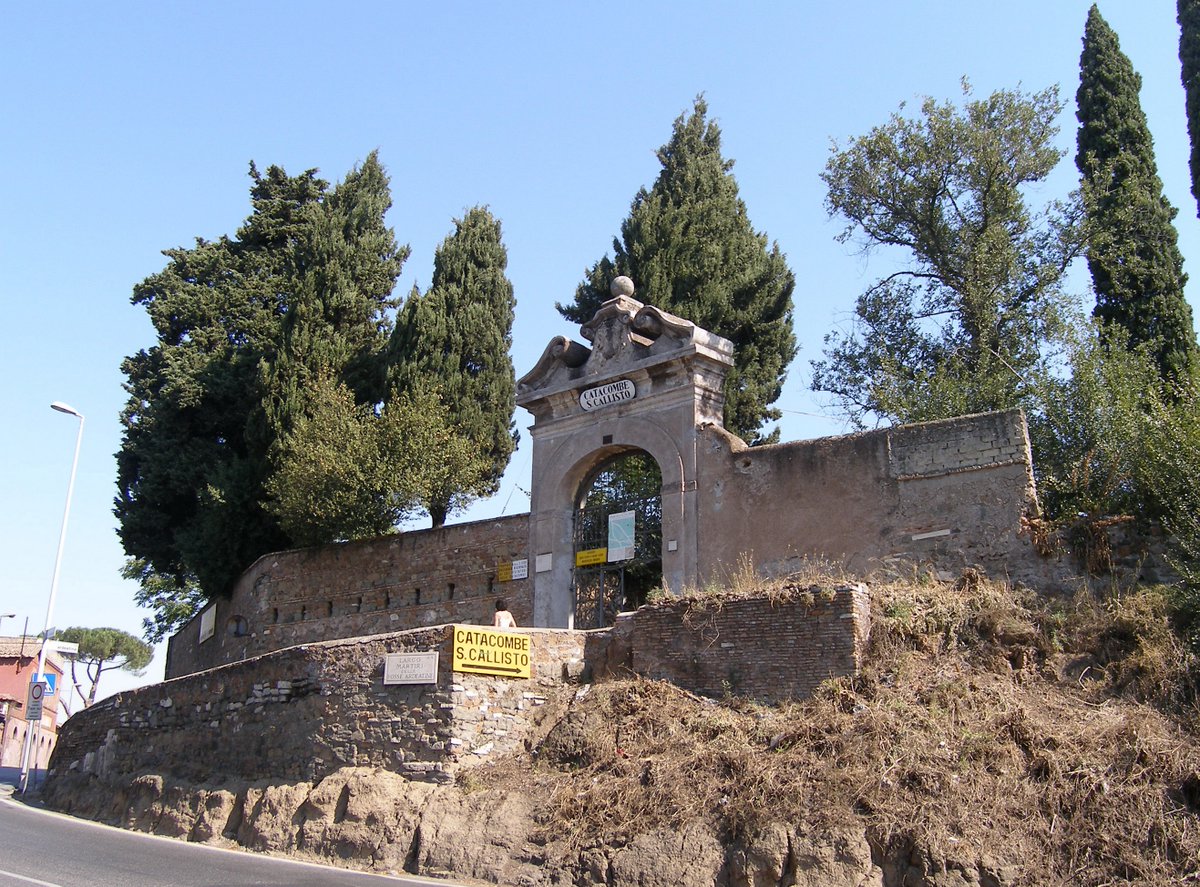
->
xmin=0 ymin=780 xmax=467 ymax=887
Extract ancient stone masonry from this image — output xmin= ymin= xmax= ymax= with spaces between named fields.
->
xmin=166 ymin=281 xmax=1044 ymax=680
xmin=166 ymin=515 xmax=530 ymax=679
xmin=622 ymin=586 xmax=871 ymax=704
xmin=56 ymin=626 xmax=586 ymax=789
xmin=50 ymin=591 xmax=870 ymax=801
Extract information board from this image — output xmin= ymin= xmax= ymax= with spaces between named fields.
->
xmin=451 ymin=625 xmax=530 ymax=678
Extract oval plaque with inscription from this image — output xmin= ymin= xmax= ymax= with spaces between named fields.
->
xmin=579 ymin=379 xmax=636 ymax=412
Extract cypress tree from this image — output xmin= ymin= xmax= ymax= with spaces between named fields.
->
xmin=558 ymin=98 xmax=796 ymax=444
xmin=1078 ymin=5 xmax=1198 ymax=384
xmin=388 ymin=207 xmax=518 ymax=527
xmin=1179 ymin=0 xmax=1200 ymax=218
xmin=262 ymin=151 xmax=406 ymax=437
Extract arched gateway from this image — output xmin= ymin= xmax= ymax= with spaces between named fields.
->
xmin=516 ymin=278 xmax=734 ymax=628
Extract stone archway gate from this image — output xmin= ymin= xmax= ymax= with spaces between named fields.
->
xmin=515 ymin=278 xmax=734 ymax=628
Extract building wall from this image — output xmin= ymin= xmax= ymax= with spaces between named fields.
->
xmin=57 ymin=625 xmax=585 ymax=790
xmin=0 ymin=643 xmax=65 ymax=770
xmin=166 ymin=515 xmax=530 ymax=679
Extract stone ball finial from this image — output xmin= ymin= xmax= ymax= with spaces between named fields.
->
xmin=610 ymin=276 xmax=635 ymax=298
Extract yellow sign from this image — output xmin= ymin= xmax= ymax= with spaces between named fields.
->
xmin=497 ymin=561 xmax=513 ymax=582
xmin=451 ymin=625 xmax=531 ymax=678
xmin=575 ymin=547 xmax=607 ymax=567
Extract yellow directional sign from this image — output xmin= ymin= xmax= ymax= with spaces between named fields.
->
xmin=575 ymin=547 xmax=607 ymax=567
xmin=451 ymin=625 xmax=531 ymax=678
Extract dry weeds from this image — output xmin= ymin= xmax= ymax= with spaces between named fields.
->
xmin=472 ymin=571 xmax=1200 ymax=885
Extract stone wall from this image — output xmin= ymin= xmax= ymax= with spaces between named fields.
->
xmin=58 ymin=624 xmax=584 ymax=788
xmin=623 ymin=586 xmax=871 ymax=703
xmin=167 ymin=411 xmax=1040 ymax=679
xmin=167 ymin=515 xmax=531 ymax=680
xmin=695 ymin=410 xmax=1041 ymax=584
xmin=52 ymin=591 xmax=869 ymax=798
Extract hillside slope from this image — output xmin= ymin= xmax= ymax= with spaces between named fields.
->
xmin=43 ymin=573 xmax=1200 ymax=886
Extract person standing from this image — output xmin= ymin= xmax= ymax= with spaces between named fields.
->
xmin=493 ymin=599 xmax=516 ymax=629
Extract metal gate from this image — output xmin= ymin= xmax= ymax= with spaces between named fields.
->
xmin=572 ymin=452 xmax=662 ymax=628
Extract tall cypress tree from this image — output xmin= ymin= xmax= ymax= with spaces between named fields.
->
xmin=1180 ymin=0 xmax=1200 ymax=218
xmin=1078 ymin=5 xmax=1198 ymax=384
xmin=388 ymin=206 xmax=518 ymax=527
xmin=558 ymin=98 xmax=796 ymax=444
xmin=262 ymin=152 xmax=406 ymax=437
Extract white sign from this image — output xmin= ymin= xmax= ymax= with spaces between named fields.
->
xmin=579 ymin=379 xmax=636 ymax=412
xmin=384 ymin=651 xmax=440 ymax=685
xmin=535 ymin=553 xmax=553 ymax=573
xmin=511 ymin=558 xmax=528 ymax=580
xmin=608 ymin=510 xmax=636 ymax=561
xmin=26 ymin=680 xmax=45 ymax=722
xmin=198 ymin=605 xmax=216 ymax=643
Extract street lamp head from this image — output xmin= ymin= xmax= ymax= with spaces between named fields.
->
xmin=50 ymin=401 xmax=82 ymax=418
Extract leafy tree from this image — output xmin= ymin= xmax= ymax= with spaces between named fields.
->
xmin=264 ymin=376 xmax=489 ymax=545
xmin=1179 ymin=0 xmax=1200 ymax=218
xmin=117 ymin=153 xmax=406 ymax=602
xmin=557 ymin=97 xmax=796 ymax=444
xmin=813 ymin=83 xmax=1081 ymax=427
xmin=1078 ymin=5 xmax=1198 ymax=386
xmin=123 ymin=558 xmax=205 ymax=644
xmin=54 ymin=627 xmax=153 ymax=708
xmin=387 ymin=207 xmax=518 ymax=526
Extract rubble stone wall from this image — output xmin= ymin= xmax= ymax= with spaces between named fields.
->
xmin=59 ymin=625 xmax=583 ymax=788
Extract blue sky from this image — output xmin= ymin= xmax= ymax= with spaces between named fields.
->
xmin=2 ymin=2 xmax=1195 ymax=703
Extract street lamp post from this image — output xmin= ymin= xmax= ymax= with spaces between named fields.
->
xmin=19 ymin=402 xmax=84 ymax=793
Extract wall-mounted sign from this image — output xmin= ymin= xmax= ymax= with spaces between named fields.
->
xmin=607 ymin=510 xmax=635 ymax=561
xmin=452 ymin=625 xmax=530 ymax=678
xmin=384 ymin=651 xmax=439 ymax=685
xmin=579 ymin=379 xmax=635 ymax=412
xmin=198 ymin=605 xmax=216 ymax=643
xmin=498 ymin=558 xmax=529 ymax=582
xmin=535 ymin=553 xmax=553 ymax=573
xmin=575 ymin=547 xmax=607 ymax=567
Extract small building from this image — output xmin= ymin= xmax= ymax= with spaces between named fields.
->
xmin=0 ymin=637 xmax=67 ymax=771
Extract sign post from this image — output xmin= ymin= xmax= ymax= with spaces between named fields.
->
xmin=25 ymin=680 xmax=45 ymax=723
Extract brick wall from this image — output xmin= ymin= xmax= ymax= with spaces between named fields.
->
xmin=626 ymin=586 xmax=871 ymax=703
xmin=166 ymin=515 xmax=532 ymax=679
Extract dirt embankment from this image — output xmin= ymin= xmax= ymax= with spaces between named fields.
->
xmin=44 ymin=574 xmax=1200 ymax=886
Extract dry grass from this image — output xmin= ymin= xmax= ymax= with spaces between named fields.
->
xmin=470 ymin=570 xmax=1200 ymax=885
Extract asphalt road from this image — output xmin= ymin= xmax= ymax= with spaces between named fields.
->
xmin=0 ymin=784 xmax=465 ymax=887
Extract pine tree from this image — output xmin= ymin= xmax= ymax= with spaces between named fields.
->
xmin=557 ymin=98 xmax=796 ymax=444
xmin=1179 ymin=0 xmax=1200 ymax=218
xmin=116 ymin=164 xmax=327 ymax=600
xmin=1078 ymin=5 xmax=1198 ymax=385
xmin=118 ymin=155 xmax=409 ymax=623
xmin=388 ymin=207 xmax=518 ymax=526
